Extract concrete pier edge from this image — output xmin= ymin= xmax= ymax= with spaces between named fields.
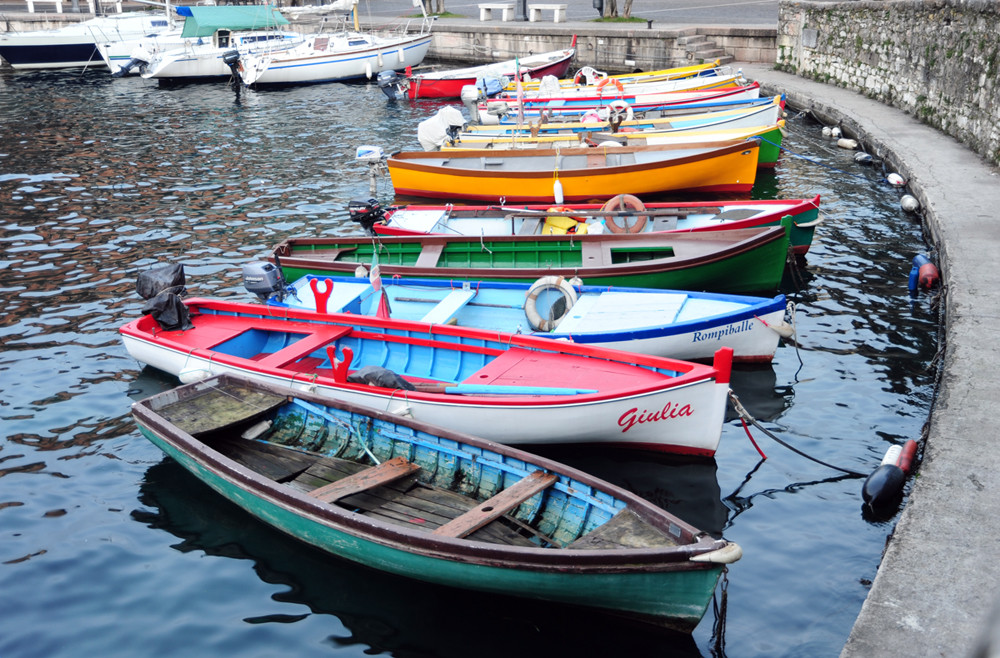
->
xmin=734 ymin=65 xmax=1000 ymax=657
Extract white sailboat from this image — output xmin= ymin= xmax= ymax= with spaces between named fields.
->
xmin=140 ymin=5 xmax=303 ymax=82
xmin=236 ymin=0 xmax=433 ymax=86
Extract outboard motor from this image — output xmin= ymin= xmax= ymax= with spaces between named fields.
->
xmin=242 ymin=261 xmax=286 ymax=303
xmin=347 ymin=198 xmax=387 ymax=233
xmin=377 ymin=70 xmax=401 ymax=100
xmin=416 ymin=106 xmax=468 ymax=151
xmin=112 ymin=46 xmax=153 ymax=78
xmin=460 ymin=83 xmax=484 ymax=125
xmin=136 ymin=263 xmax=192 ymax=331
xmin=222 ymin=49 xmax=242 ymax=79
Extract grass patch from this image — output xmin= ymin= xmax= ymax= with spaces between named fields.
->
xmin=593 ymin=16 xmax=648 ymax=23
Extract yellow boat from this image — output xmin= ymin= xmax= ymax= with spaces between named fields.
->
xmin=463 ymin=94 xmax=785 ymax=136
xmin=387 ymin=140 xmax=760 ymax=203
xmin=443 ymin=121 xmax=786 ymax=168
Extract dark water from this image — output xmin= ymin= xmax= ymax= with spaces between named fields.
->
xmin=0 ymin=68 xmax=940 ymax=657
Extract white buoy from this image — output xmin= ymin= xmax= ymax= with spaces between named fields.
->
xmin=365 ymin=61 xmax=373 ymax=79
xmin=355 ymin=264 xmax=368 ymax=278
xmin=821 ymin=126 xmax=832 ymax=137
xmin=831 ymin=126 xmax=842 ymax=138
xmin=901 ymin=194 xmax=920 ymax=212
xmin=553 ymin=178 xmax=564 ymax=204
xmin=179 ymin=367 xmax=211 ymax=384
xmin=837 ymin=138 xmax=858 ymax=150
xmin=854 ymin=152 xmax=873 ymax=165
xmin=887 ymin=173 xmax=906 ymax=186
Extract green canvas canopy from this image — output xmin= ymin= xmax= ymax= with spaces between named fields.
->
xmin=178 ymin=6 xmax=290 ymax=39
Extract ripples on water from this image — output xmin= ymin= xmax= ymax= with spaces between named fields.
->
xmin=0 ymin=67 xmax=939 ymax=657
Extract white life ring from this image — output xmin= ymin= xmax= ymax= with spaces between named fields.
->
xmin=524 ymin=275 xmax=578 ymax=332
xmin=601 ymin=194 xmax=648 ymax=234
xmin=606 ymin=99 xmax=633 ymax=123
xmin=580 ymin=109 xmax=602 ymax=124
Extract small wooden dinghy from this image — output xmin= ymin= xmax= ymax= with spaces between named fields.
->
xmin=120 ymin=297 xmax=734 ymax=455
xmin=131 ymin=373 xmax=741 ymax=630
xmin=264 ymin=273 xmax=791 ymax=363
xmin=386 ymin=140 xmax=760 ymax=202
xmin=355 ymin=194 xmax=821 ymax=255
xmin=270 ymin=225 xmax=791 ymax=294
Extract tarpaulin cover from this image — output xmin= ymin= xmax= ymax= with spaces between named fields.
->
xmin=179 ymin=6 xmax=289 ymax=38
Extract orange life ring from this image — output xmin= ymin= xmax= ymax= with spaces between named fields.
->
xmin=596 ymin=78 xmax=624 ymax=94
xmin=601 ymin=194 xmax=648 ymax=234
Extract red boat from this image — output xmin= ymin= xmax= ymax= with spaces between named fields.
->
xmin=381 ymin=37 xmax=577 ymax=100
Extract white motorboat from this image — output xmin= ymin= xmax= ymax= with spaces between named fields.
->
xmin=0 ymin=11 xmax=176 ymax=70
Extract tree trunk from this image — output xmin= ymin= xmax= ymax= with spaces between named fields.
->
xmin=604 ymin=0 xmax=617 ymax=18
xmin=623 ymin=0 xmax=633 ymax=18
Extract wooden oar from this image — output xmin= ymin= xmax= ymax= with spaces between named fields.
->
xmin=412 ymin=382 xmax=597 ymax=395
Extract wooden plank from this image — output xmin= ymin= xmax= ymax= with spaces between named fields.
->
xmin=414 ymin=243 xmax=444 ymax=268
xmin=432 ymin=470 xmax=557 ymax=538
xmin=308 ymin=457 xmax=421 ymax=503
xmin=256 ymin=325 xmax=353 ymax=368
xmin=419 ymin=289 xmax=476 ymax=324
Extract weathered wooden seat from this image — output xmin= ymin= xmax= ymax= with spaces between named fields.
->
xmin=432 ymin=470 xmax=557 ymax=538
xmin=308 ymin=457 xmax=421 ymax=503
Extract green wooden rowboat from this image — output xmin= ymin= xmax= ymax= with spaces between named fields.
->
xmin=131 ymin=373 xmax=741 ymax=631
xmin=271 ymin=222 xmax=791 ymax=295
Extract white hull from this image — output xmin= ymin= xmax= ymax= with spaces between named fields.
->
xmin=121 ymin=333 xmax=729 ymax=454
xmin=0 ymin=12 xmax=174 ymax=70
xmin=241 ymin=33 xmax=432 ymax=85
xmin=141 ymin=31 xmax=303 ymax=80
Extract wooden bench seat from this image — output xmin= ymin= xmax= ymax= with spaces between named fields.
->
xmin=308 ymin=457 xmax=421 ymax=503
xmin=420 ymin=288 xmax=476 ymax=324
xmin=255 ymin=325 xmax=353 ymax=368
xmin=528 ymin=3 xmax=567 ymax=22
xmin=433 ymin=470 xmax=557 ymax=538
xmin=478 ymin=2 xmax=514 ymax=21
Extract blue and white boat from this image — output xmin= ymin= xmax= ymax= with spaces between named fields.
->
xmin=251 ymin=269 xmax=792 ymax=364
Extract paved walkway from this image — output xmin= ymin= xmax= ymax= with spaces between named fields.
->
xmin=734 ymin=64 xmax=1000 ymax=658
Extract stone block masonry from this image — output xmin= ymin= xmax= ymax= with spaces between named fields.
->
xmin=776 ymin=0 xmax=1000 ymax=166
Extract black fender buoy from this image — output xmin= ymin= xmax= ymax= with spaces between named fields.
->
xmin=862 ymin=440 xmax=918 ymax=514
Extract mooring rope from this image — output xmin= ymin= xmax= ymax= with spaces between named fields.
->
xmin=728 ymin=390 xmax=866 ymax=477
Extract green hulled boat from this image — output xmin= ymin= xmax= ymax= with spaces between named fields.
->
xmin=271 ymin=222 xmax=791 ymax=294
xmin=132 ymin=374 xmax=741 ymax=631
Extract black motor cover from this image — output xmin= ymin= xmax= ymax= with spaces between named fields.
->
xmin=136 ymin=263 xmax=186 ymax=300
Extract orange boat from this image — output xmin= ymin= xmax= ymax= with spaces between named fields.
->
xmin=386 ymin=140 xmax=760 ymax=203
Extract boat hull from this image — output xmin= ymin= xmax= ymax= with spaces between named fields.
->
xmin=133 ymin=374 xmax=734 ymax=630
xmin=246 ymin=34 xmax=432 ymax=85
xmin=373 ymin=194 xmax=820 ymax=255
xmin=405 ymin=47 xmax=576 ymax=99
xmin=272 ymin=226 xmax=791 ymax=295
xmin=273 ymin=274 xmax=789 ymax=363
xmin=387 ymin=141 xmax=760 ymax=202
xmin=120 ymin=299 xmax=732 ymax=455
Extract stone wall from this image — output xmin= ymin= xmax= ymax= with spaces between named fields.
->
xmin=776 ymin=0 xmax=1000 ymax=166
xmin=403 ymin=24 xmax=776 ymax=73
